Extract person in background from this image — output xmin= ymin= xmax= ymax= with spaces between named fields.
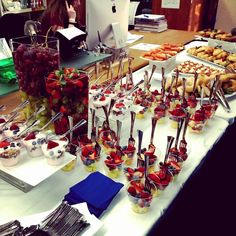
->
xmin=40 ymin=0 xmax=81 ymax=35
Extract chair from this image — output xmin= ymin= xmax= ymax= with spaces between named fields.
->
xmin=0 ymin=13 xmax=29 ymax=45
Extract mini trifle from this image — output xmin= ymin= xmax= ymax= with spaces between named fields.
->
xmin=92 ymin=94 xmax=111 ymax=109
xmin=99 ymin=129 xmax=117 ymax=154
xmin=137 ymin=145 xmax=159 ymax=174
xmin=153 ymin=101 xmax=167 ymax=124
xmin=112 ymin=97 xmax=133 ymax=117
xmin=188 ymin=109 xmax=208 ymax=133
xmin=104 ymin=150 xmax=124 ymax=179
xmin=148 ymin=162 xmax=173 ymax=195
xmin=123 ymin=167 xmax=145 ymax=182
xmin=186 ymin=93 xmax=198 ymax=115
xmin=79 ymin=140 xmax=101 ymax=172
xmin=0 ymin=140 xmax=22 ymax=167
xmin=41 ymin=136 xmax=69 ymax=166
xmin=201 ymin=99 xmax=218 ymax=120
xmin=3 ymin=122 xmax=26 ymax=139
xmin=168 ymin=105 xmax=186 ymax=129
xmin=120 ymin=144 xmax=136 ymax=166
xmin=126 ymin=179 xmax=154 ymax=214
xmin=22 ymin=131 xmax=46 ymax=157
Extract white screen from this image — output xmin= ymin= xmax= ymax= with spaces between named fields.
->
xmin=86 ymin=0 xmax=130 ymax=50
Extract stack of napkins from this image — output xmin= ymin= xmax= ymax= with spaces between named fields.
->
xmin=64 ymin=172 xmax=124 ymax=218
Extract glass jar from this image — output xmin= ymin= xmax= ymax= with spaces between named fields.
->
xmin=10 ymin=36 xmax=60 ymax=127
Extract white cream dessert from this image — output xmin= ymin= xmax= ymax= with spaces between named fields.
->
xmin=41 ymin=137 xmax=68 ymax=165
xmin=22 ymin=131 xmax=46 ymax=157
xmin=3 ymin=122 xmax=26 ymax=139
xmin=0 ymin=140 xmax=22 ymax=166
xmin=93 ymin=94 xmax=111 ymax=108
xmin=112 ymin=98 xmax=133 ymax=116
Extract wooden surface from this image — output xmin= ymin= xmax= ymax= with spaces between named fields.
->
xmin=0 ymin=29 xmax=195 ymax=114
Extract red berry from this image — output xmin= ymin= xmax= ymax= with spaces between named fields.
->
xmin=47 ymin=140 xmax=59 ymax=149
xmin=25 ymin=132 xmax=36 ymax=141
xmin=0 ymin=118 xmax=6 ymax=123
xmin=0 ymin=141 xmax=10 ymax=148
xmin=10 ymin=124 xmax=19 ymax=130
xmin=99 ymin=96 xmax=106 ymax=101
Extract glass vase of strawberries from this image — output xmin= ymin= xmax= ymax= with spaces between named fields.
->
xmin=45 ymin=68 xmax=88 ymax=138
xmin=10 ymin=36 xmax=60 ymax=127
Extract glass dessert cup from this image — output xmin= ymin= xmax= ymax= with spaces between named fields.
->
xmin=41 ymin=136 xmax=69 ymax=166
xmin=123 ymin=167 xmax=145 ymax=182
xmin=61 ymin=143 xmax=79 ymax=172
xmin=104 ymin=151 xmax=124 ymax=179
xmin=188 ymin=119 xmax=207 ymax=133
xmin=137 ymin=148 xmax=161 ymax=174
xmin=80 ymin=143 xmax=101 ymax=172
xmin=99 ymin=129 xmax=117 ymax=154
xmin=148 ymin=170 xmax=173 ymax=196
xmin=0 ymin=140 xmax=22 ymax=167
xmin=3 ymin=121 xmax=27 ymax=139
xmin=22 ymin=131 xmax=46 ymax=157
xmin=126 ymin=179 xmax=154 ymax=214
xmin=121 ymin=145 xmax=136 ymax=166
xmin=169 ymin=110 xmax=186 ymax=129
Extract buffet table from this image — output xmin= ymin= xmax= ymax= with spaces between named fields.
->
xmin=0 ymin=29 xmax=234 ymax=235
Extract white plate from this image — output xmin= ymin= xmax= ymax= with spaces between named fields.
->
xmin=0 ymin=149 xmax=76 ymax=187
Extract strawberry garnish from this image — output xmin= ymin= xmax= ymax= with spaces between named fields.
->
xmin=0 ymin=141 xmax=10 ymax=148
xmin=99 ymin=95 xmax=106 ymax=101
xmin=0 ymin=118 xmax=6 ymax=123
xmin=47 ymin=140 xmax=59 ymax=149
xmin=10 ymin=124 xmax=19 ymax=130
xmin=25 ymin=132 xmax=36 ymax=141
xmin=115 ymin=103 xmax=125 ymax=109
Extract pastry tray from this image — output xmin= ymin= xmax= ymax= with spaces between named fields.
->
xmin=0 ymin=150 xmax=76 ymax=192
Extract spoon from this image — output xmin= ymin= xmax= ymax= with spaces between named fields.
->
xmin=128 ymin=111 xmax=136 ymax=146
xmin=137 ymin=129 xmax=143 ymax=167
xmin=164 ymin=136 xmax=175 ymax=163
xmin=148 ymin=64 xmax=157 ymax=84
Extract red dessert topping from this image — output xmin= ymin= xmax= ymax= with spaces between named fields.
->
xmin=0 ymin=141 xmax=10 ymax=148
xmin=10 ymin=124 xmax=19 ymax=131
xmin=47 ymin=140 xmax=59 ymax=149
xmin=25 ymin=132 xmax=36 ymax=141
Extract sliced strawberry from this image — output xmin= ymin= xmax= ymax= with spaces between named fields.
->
xmin=47 ymin=140 xmax=59 ymax=149
xmin=115 ymin=103 xmax=125 ymax=109
xmin=99 ymin=95 xmax=106 ymax=101
xmin=0 ymin=141 xmax=10 ymax=148
xmin=0 ymin=118 xmax=6 ymax=123
xmin=10 ymin=124 xmax=19 ymax=131
xmin=25 ymin=132 xmax=36 ymax=141
xmin=127 ymin=186 xmax=136 ymax=196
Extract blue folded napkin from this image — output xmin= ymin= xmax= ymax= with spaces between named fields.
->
xmin=64 ymin=171 xmax=123 ymax=217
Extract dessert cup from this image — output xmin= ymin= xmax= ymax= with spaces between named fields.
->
xmin=61 ymin=143 xmax=79 ymax=172
xmin=0 ymin=140 xmax=22 ymax=167
xmin=123 ymin=167 xmax=145 ymax=182
xmin=80 ymin=143 xmax=100 ymax=172
xmin=99 ymin=129 xmax=117 ymax=154
xmin=126 ymin=179 xmax=154 ymax=213
xmin=41 ymin=136 xmax=68 ymax=166
xmin=22 ymin=131 xmax=46 ymax=157
xmin=121 ymin=145 xmax=136 ymax=166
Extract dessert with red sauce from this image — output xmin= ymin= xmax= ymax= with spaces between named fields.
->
xmin=104 ymin=150 xmax=124 ymax=178
xmin=123 ymin=167 xmax=145 ymax=181
xmin=188 ymin=109 xmax=207 ymax=133
xmin=126 ymin=179 xmax=153 ymax=213
xmin=169 ymin=105 xmax=186 ymax=128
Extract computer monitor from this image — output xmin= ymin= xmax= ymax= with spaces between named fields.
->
xmin=86 ymin=0 xmax=130 ymax=50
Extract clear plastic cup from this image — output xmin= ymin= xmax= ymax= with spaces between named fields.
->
xmin=126 ymin=179 xmax=154 ymax=214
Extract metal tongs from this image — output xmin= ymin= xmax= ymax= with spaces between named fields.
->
xmin=212 ymin=75 xmax=231 ymax=113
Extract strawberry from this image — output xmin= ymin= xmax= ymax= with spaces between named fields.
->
xmin=10 ymin=124 xmax=19 ymax=131
xmin=99 ymin=95 xmax=106 ymax=101
xmin=0 ymin=141 xmax=10 ymax=148
xmin=47 ymin=140 xmax=59 ymax=149
xmin=127 ymin=186 xmax=136 ymax=196
xmin=25 ymin=132 xmax=36 ymax=141
xmin=115 ymin=103 xmax=125 ymax=109
xmin=0 ymin=118 xmax=6 ymax=123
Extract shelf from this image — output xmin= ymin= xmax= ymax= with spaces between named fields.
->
xmin=2 ymin=7 xmax=46 ymax=15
